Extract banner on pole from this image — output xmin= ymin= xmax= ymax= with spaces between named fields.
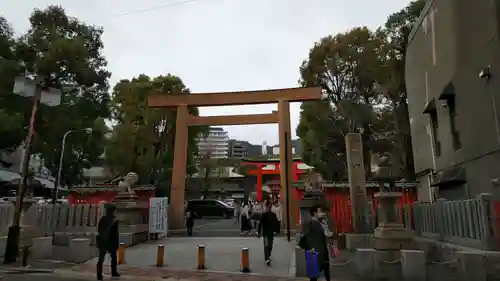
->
xmin=149 ymin=197 xmax=168 ymax=234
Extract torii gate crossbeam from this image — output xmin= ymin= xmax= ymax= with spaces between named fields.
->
xmin=147 ymin=87 xmax=322 ymax=230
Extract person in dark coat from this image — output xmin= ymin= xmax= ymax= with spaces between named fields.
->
xmin=258 ymin=202 xmax=279 ymax=266
xmin=185 ymin=206 xmax=196 ymax=236
xmin=96 ymin=204 xmax=120 ymax=280
xmin=301 ymin=204 xmax=331 ymax=281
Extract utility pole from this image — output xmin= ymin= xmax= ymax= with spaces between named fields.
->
xmin=3 ymin=82 xmax=42 ymax=263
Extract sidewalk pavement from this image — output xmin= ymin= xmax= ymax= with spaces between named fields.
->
xmin=52 ymin=266 xmax=309 ymax=281
xmin=94 ymin=237 xmax=296 ymax=277
xmin=0 ymin=259 xmax=76 ymax=274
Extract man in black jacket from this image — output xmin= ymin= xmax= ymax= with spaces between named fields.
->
xmin=96 ymin=204 xmax=120 ymax=280
xmin=301 ymin=204 xmax=331 ymax=281
xmin=258 ymin=203 xmax=279 ymax=266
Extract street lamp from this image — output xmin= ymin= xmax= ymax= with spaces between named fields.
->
xmin=52 ymin=128 xmax=92 ymax=203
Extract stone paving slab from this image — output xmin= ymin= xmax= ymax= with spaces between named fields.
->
xmin=56 ymin=264 xmax=309 ymax=281
xmin=95 ymin=237 xmax=296 ymax=277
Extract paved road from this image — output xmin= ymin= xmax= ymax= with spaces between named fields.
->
xmin=173 ymin=217 xmax=294 ymax=238
xmin=169 ymin=218 xmax=243 ymax=237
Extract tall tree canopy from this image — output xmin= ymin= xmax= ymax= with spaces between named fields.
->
xmin=376 ymin=0 xmax=427 ymax=179
xmin=0 ymin=6 xmax=111 ymax=186
xmin=105 ymin=74 xmax=205 ymax=195
xmin=297 ymin=0 xmax=426 ymax=181
xmin=298 ymin=27 xmax=388 ymax=179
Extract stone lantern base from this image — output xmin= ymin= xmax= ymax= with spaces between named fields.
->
xmin=112 ymin=194 xmax=149 ymax=246
xmin=374 ymin=223 xmax=414 ymax=250
xmin=373 ymin=192 xmax=414 ymax=250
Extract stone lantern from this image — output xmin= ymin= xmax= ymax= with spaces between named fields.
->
xmin=372 ymin=154 xmax=413 ymax=250
xmin=111 ymin=172 xmax=149 ymax=245
xmin=299 ymin=171 xmax=326 ymax=225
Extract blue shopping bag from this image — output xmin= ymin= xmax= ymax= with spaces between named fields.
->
xmin=305 ymin=250 xmax=320 ymax=278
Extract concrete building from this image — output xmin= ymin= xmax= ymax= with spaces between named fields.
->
xmin=405 ymin=0 xmax=500 ymax=201
xmin=228 ymin=139 xmax=248 ymax=158
xmin=197 ymin=127 xmax=229 ymax=159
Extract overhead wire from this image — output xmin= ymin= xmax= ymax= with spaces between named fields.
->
xmin=108 ymin=0 xmax=206 ymax=19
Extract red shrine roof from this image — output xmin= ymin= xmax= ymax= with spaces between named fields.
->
xmin=69 ymin=185 xmax=155 ymax=194
xmin=265 ymin=180 xmax=419 ymax=189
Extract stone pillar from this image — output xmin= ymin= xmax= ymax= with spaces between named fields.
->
xmin=18 ymin=198 xmax=37 ymax=241
xmin=457 ymin=251 xmax=486 ymax=281
xmin=355 ymin=248 xmax=376 ymax=279
xmin=278 ymin=100 xmax=296 ymax=229
xmin=345 ymin=133 xmax=369 ymax=232
xmin=170 ymin=104 xmax=189 ymax=229
xmin=401 ymin=250 xmax=426 ymax=281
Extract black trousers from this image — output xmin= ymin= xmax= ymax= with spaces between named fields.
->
xmin=309 ymin=260 xmax=330 ymax=281
xmin=186 ymin=220 xmax=194 ymax=236
xmin=97 ymin=248 xmax=118 ymax=277
xmin=263 ymin=235 xmax=274 ymax=260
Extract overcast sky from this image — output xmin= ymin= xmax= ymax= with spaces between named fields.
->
xmin=2 ymin=0 xmax=412 ymax=145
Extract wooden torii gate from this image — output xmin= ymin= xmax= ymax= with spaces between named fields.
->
xmin=148 ymin=87 xmax=322 ymax=229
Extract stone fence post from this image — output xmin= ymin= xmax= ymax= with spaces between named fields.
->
xmin=436 ymin=198 xmax=447 ymax=241
xmin=476 ymin=193 xmax=497 ymax=250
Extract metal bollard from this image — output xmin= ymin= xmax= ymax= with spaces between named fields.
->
xmin=118 ymin=243 xmax=126 ymax=264
xmin=241 ymin=248 xmax=250 ymax=273
xmin=197 ymin=245 xmax=205 ymax=270
xmin=156 ymin=245 xmax=165 ymax=267
xmin=21 ymin=245 xmax=30 ymax=267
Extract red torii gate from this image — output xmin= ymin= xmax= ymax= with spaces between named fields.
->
xmin=241 ymin=158 xmax=311 ymax=201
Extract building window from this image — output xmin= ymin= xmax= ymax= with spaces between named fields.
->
xmin=447 ymin=97 xmax=461 ymax=150
xmin=429 ymin=110 xmax=441 ymax=157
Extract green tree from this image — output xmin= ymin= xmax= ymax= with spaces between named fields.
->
xmin=298 ymin=27 xmax=388 ymax=178
xmin=105 ymin=74 xmax=204 ymax=194
xmin=0 ymin=17 xmax=26 ymax=150
xmin=0 ymin=7 xmax=111 ymax=186
xmin=376 ymin=0 xmax=426 ymax=179
xmin=297 ymin=100 xmax=348 ymax=181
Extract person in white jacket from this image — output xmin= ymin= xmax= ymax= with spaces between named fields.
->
xmin=271 ymin=201 xmax=282 ymax=230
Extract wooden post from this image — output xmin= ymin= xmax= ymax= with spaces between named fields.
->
xmin=278 ymin=100 xmax=295 ymax=233
xmin=345 ymin=133 xmax=369 ymax=233
xmin=170 ymin=104 xmax=189 ymax=229
xmin=257 ymin=167 xmax=263 ymax=201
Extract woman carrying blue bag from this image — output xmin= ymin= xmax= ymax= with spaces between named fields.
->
xmin=299 ymin=204 xmax=332 ymax=281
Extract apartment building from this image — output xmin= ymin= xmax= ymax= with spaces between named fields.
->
xmin=228 ymin=139 xmax=248 ymax=158
xmin=197 ymin=127 xmax=229 ymax=159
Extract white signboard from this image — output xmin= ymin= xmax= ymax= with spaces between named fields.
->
xmin=149 ymin=197 xmax=168 ymax=235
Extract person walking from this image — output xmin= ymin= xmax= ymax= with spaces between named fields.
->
xmin=271 ymin=200 xmax=282 ymax=231
xmin=299 ymin=204 xmax=332 ymax=281
xmin=96 ymin=204 xmax=120 ymax=281
xmin=251 ymin=201 xmax=263 ymax=235
xmin=185 ymin=206 xmax=196 ymax=236
xmin=234 ymin=200 xmax=241 ymax=225
xmin=240 ymin=202 xmax=251 ymax=236
xmin=258 ymin=203 xmax=280 ymax=266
